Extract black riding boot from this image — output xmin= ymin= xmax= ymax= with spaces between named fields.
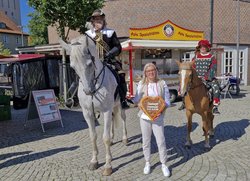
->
xmin=178 ymin=98 xmax=185 ymax=110
xmin=212 ymin=106 xmax=220 ymax=115
xmin=119 ymin=74 xmax=130 ymax=109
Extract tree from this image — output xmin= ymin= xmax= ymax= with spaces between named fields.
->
xmin=28 ymin=0 xmax=105 ymax=102
xmin=0 ymin=42 xmax=11 ymax=55
xmin=28 ymin=11 xmax=49 ymax=46
xmin=28 ymin=0 xmax=105 ymax=41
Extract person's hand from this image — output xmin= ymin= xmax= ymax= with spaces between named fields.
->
xmin=126 ymin=98 xmax=134 ymax=104
xmin=153 ymin=113 xmax=161 ymax=121
xmin=104 ymin=52 xmax=113 ymax=60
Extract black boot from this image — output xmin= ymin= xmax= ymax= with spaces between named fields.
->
xmin=212 ymin=106 xmax=220 ymax=115
xmin=121 ymin=100 xmax=130 ymax=109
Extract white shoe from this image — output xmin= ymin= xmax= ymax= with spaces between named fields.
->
xmin=161 ymin=164 xmax=170 ymax=177
xmin=143 ymin=162 xmax=150 ymax=174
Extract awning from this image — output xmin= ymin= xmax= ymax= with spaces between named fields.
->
xmin=0 ymin=54 xmax=45 ymax=64
xmin=122 ymin=39 xmax=198 ymax=50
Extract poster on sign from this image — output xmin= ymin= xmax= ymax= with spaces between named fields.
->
xmin=31 ymin=89 xmax=63 ymax=132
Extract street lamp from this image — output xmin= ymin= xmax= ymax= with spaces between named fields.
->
xmin=17 ymin=25 xmax=24 ymax=46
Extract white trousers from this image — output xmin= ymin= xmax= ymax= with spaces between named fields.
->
xmin=140 ymin=118 xmax=168 ymax=164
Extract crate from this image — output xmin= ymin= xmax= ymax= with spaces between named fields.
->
xmin=0 ymin=95 xmax=11 ymax=105
xmin=0 ymin=95 xmax=11 ymax=121
xmin=0 ymin=105 xmax=11 ymax=121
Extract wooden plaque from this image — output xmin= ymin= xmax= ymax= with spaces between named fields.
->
xmin=140 ymin=96 xmax=166 ymax=121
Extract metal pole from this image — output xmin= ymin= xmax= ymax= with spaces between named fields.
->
xmin=128 ymin=42 xmax=133 ymax=97
xmin=236 ymin=0 xmax=240 ymax=78
xmin=210 ymin=0 xmax=214 ymax=45
xmin=18 ymin=25 xmax=24 ymax=46
xmin=21 ymin=30 xmax=24 ymax=46
xmin=62 ymin=49 xmax=68 ymax=104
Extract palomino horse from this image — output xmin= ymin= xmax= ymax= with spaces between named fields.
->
xmin=60 ymin=35 xmax=128 ymax=176
xmin=176 ymin=61 xmax=214 ymax=150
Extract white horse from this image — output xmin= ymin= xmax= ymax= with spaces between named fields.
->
xmin=61 ymin=35 xmax=128 ymax=176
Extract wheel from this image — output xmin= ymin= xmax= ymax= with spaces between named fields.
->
xmin=169 ymin=90 xmax=177 ymax=103
xmin=228 ymin=84 xmax=240 ymax=96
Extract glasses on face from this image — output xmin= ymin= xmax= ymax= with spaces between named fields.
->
xmin=146 ymin=69 xmax=156 ymax=73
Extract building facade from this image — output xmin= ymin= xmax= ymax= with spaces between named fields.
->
xmin=0 ymin=0 xmax=21 ymax=25
xmin=0 ymin=3 xmax=28 ymax=54
xmin=47 ymin=0 xmax=250 ymax=85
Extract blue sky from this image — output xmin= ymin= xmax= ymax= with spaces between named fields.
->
xmin=20 ymin=0 xmax=34 ymax=33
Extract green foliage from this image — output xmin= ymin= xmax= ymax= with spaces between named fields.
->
xmin=28 ymin=0 xmax=105 ymax=41
xmin=0 ymin=42 xmax=11 ymax=55
xmin=28 ymin=11 xmax=49 ymax=45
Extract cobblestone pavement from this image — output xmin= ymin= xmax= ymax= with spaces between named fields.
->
xmin=0 ymin=86 xmax=249 ymax=181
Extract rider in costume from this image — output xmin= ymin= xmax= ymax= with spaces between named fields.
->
xmin=178 ymin=39 xmax=221 ymax=115
xmin=86 ymin=9 xmax=130 ymax=109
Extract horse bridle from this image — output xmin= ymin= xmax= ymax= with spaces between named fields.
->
xmin=181 ymin=67 xmax=203 ymax=95
xmin=85 ymin=34 xmax=106 ymax=95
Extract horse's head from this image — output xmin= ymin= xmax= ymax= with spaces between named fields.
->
xmin=60 ymin=36 xmax=98 ymax=95
xmin=176 ymin=61 xmax=195 ymax=97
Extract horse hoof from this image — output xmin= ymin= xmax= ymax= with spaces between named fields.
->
xmin=204 ymin=144 xmax=211 ymax=151
xmin=88 ymin=162 xmax=98 ymax=170
xmin=122 ymin=139 xmax=128 ymax=145
xmin=204 ymin=147 xmax=211 ymax=151
xmin=209 ymin=134 xmax=214 ymax=139
xmin=103 ymin=167 xmax=112 ymax=176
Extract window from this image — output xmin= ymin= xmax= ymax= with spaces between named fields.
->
xmin=0 ymin=22 xmax=7 ymax=29
xmin=181 ymin=52 xmax=191 ymax=62
xmin=7 ymin=0 xmax=10 ymax=8
xmin=5 ymin=11 xmax=7 ymax=15
xmin=224 ymin=51 xmax=233 ymax=74
xmin=142 ymin=49 xmax=172 ymax=59
xmin=239 ymin=51 xmax=244 ymax=80
xmin=14 ymin=0 xmax=16 ymax=9
xmin=16 ymin=36 xmax=20 ymax=44
xmin=3 ymin=35 xmax=8 ymax=43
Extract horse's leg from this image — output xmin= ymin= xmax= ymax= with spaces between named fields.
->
xmin=110 ymin=114 xmax=114 ymax=145
xmin=102 ymin=111 xmax=113 ymax=176
xmin=84 ymin=111 xmax=99 ymax=170
xmin=208 ymin=111 xmax=215 ymax=138
xmin=201 ymin=113 xmax=210 ymax=150
xmin=113 ymin=105 xmax=128 ymax=145
xmin=185 ymin=110 xmax=193 ymax=149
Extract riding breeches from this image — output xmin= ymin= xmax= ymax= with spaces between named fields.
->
xmin=206 ymin=80 xmax=221 ymax=105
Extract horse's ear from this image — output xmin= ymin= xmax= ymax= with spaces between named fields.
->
xmin=59 ymin=38 xmax=72 ymax=55
xmin=175 ymin=60 xmax=181 ymax=67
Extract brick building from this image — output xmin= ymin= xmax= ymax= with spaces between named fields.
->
xmin=47 ymin=0 xmax=250 ymax=85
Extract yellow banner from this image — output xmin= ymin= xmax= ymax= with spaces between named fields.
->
xmin=129 ymin=20 xmax=204 ymax=41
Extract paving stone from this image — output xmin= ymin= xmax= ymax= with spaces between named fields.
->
xmin=0 ymin=86 xmax=249 ymax=180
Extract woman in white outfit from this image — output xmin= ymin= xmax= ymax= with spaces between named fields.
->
xmin=132 ymin=63 xmax=171 ymax=177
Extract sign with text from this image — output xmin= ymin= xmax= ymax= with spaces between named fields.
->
xmin=129 ymin=20 xmax=204 ymax=41
xmin=32 ymin=90 xmax=61 ymax=124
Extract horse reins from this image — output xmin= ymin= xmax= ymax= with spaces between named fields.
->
xmin=85 ymin=34 xmax=107 ymax=120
